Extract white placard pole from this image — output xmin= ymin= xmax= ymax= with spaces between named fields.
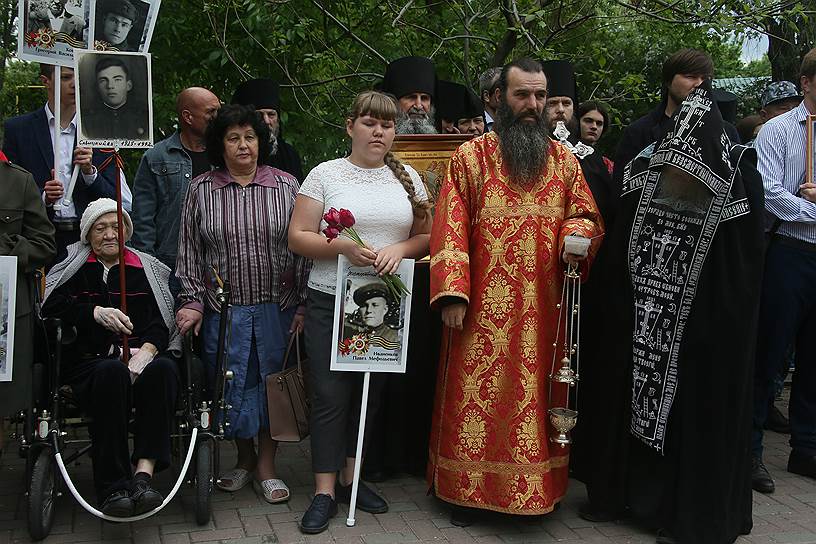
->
xmin=60 ymin=166 xmax=81 ymax=207
xmin=53 ymin=65 xmax=61 ymax=185
xmin=345 ymin=371 xmax=371 ymax=527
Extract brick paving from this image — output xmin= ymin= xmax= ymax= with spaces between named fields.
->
xmin=2 ymin=396 xmax=815 ymax=544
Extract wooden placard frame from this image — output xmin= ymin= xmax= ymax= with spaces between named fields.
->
xmin=391 ymin=134 xmax=473 ymax=203
xmin=808 ymin=114 xmax=816 ymax=184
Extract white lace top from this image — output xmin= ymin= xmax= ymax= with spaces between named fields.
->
xmin=298 ymin=157 xmax=428 ymax=294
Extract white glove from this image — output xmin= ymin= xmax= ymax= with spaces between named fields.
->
xmin=128 ymin=347 xmax=156 ymax=383
xmin=93 ymin=306 xmax=133 ymax=334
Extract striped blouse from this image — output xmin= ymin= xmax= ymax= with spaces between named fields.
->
xmin=176 ymin=165 xmax=311 ymax=312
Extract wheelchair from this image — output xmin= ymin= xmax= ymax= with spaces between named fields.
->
xmin=9 ymin=275 xmax=235 ymax=541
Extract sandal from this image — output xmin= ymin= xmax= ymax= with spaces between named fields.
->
xmin=258 ymin=478 xmax=290 ymax=504
xmin=217 ymin=468 xmax=251 ymax=492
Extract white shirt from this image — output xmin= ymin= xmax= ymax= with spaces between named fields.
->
xmin=44 ymin=104 xmax=132 ymax=220
xmin=298 ymin=158 xmax=428 ymax=294
xmin=756 ymin=101 xmax=815 ymax=243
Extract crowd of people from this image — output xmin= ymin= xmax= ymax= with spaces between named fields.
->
xmin=1 ymin=45 xmax=815 ymax=544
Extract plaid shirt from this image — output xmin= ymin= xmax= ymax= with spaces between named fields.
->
xmin=176 ymin=165 xmax=311 ymax=312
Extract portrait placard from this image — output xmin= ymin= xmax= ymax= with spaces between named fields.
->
xmin=88 ymin=0 xmax=161 ymax=53
xmin=75 ymin=50 xmax=153 ymax=148
xmin=392 ymin=134 xmax=472 ymax=202
xmin=330 ymin=256 xmax=414 ymax=373
xmin=0 ymin=257 xmax=18 ymax=383
xmin=18 ymin=0 xmax=90 ymax=66
xmin=808 ymin=114 xmax=816 ymax=184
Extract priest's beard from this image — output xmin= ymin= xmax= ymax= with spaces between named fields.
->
xmin=396 ymin=105 xmax=438 ymax=134
xmin=494 ymin=101 xmax=551 ymax=185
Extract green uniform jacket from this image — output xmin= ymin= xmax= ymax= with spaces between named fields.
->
xmin=0 ymin=160 xmax=56 ymax=415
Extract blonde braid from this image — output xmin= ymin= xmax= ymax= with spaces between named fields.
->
xmin=384 ymin=152 xmax=432 ymax=219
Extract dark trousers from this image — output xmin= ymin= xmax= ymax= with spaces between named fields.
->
xmin=304 ymin=289 xmax=385 ymax=473
xmin=753 ymin=240 xmax=816 ymax=457
xmin=70 ymin=356 xmax=179 ymax=501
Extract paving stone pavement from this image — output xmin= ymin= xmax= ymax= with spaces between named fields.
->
xmin=1 ymin=396 xmax=815 ymax=544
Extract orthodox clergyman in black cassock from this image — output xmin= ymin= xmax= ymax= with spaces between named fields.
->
xmin=436 ymin=80 xmax=485 ymax=136
xmin=579 ymin=81 xmax=763 ymax=544
xmin=231 ymin=78 xmax=304 ymax=181
xmin=381 ymin=56 xmax=438 ymax=135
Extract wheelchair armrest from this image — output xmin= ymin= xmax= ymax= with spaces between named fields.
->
xmin=42 ymin=318 xmax=78 ymax=345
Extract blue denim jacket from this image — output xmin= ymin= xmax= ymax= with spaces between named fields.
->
xmin=131 ymin=132 xmax=198 ymax=268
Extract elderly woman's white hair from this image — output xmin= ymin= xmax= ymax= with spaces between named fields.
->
xmin=79 ymin=198 xmax=133 ymax=244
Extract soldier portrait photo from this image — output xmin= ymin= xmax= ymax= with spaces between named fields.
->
xmin=75 ymin=50 xmax=153 ymax=148
xmin=90 ymin=0 xmax=159 ymax=52
xmin=18 ymin=0 xmax=89 ymax=65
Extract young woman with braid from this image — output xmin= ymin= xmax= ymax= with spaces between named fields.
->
xmin=289 ymin=91 xmax=431 ymax=534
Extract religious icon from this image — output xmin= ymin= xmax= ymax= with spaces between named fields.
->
xmin=88 ymin=0 xmax=161 ymax=52
xmin=75 ymin=50 xmax=153 ymax=149
xmin=807 ymin=114 xmax=816 ymax=184
xmin=330 ymin=256 xmax=414 ymax=373
xmin=18 ymin=0 xmax=90 ymax=66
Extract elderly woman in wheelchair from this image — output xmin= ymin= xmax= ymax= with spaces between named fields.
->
xmin=41 ymin=198 xmax=181 ymax=517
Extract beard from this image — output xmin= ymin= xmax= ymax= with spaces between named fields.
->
xmin=494 ymin=100 xmax=551 ymax=184
xmin=396 ymin=105 xmax=438 ymax=134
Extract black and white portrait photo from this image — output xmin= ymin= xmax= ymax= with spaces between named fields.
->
xmin=89 ymin=0 xmax=161 ymax=52
xmin=75 ymin=50 xmax=153 ymax=148
xmin=18 ymin=0 xmax=90 ymax=66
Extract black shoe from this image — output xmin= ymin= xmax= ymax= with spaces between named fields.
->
xmin=751 ymin=457 xmax=775 ymax=494
xmin=131 ymin=478 xmax=164 ymax=515
xmin=450 ymin=506 xmax=476 ymax=527
xmin=335 ymin=481 xmax=388 ymax=514
xmin=578 ymin=503 xmax=621 ymax=522
xmin=299 ymin=494 xmax=337 ymax=534
xmin=656 ymin=529 xmax=678 ymax=544
xmin=100 ymin=489 xmax=134 ymax=517
xmin=788 ymin=450 xmax=816 ymax=479
xmin=764 ymin=404 xmax=791 ymax=434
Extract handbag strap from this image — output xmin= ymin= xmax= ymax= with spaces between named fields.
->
xmin=282 ymin=331 xmax=303 ymax=373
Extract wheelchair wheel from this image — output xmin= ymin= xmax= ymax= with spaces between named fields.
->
xmin=194 ymin=439 xmax=213 ymax=525
xmin=27 ymin=448 xmax=58 ymax=541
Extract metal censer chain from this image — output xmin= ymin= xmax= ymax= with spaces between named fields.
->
xmin=548 ymin=262 xmax=581 ymax=447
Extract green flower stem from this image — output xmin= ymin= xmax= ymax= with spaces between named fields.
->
xmin=341 ymin=227 xmax=412 ymax=297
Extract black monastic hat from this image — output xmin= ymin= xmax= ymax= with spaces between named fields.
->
xmin=437 ymin=80 xmax=484 ymax=122
xmin=231 ymin=78 xmax=281 ymax=111
xmin=541 ymin=60 xmax=578 ymax=103
xmin=381 ymin=56 xmax=437 ymax=101
xmin=712 ymin=88 xmax=738 ymax=125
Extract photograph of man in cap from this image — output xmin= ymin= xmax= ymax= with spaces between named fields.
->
xmin=94 ymin=0 xmax=143 ymax=51
xmin=342 ymin=282 xmax=400 ymax=347
xmin=381 ymin=56 xmax=438 ymax=135
xmin=78 ymin=52 xmax=150 ymax=142
xmin=231 ymin=78 xmax=304 ymax=181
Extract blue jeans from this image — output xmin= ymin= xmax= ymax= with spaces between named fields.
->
xmin=753 ymin=240 xmax=816 ymax=457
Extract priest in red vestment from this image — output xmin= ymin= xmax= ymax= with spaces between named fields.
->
xmin=427 ymin=58 xmax=603 ymax=521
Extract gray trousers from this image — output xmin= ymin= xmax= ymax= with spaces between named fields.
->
xmin=305 ymin=288 xmax=385 ymax=473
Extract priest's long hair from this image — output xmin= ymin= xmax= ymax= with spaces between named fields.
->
xmin=348 ymin=91 xmax=432 ymax=220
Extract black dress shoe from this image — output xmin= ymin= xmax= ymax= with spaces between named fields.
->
xmin=765 ymin=404 xmax=791 ymax=434
xmin=656 ymin=529 xmax=678 ymax=544
xmin=788 ymin=450 xmax=816 ymax=479
xmin=300 ymin=494 xmax=337 ymax=534
xmin=751 ymin=457 xmax=775 ymax=494
xmin=100 ymin=489 xmax=135 ymax=517
xmin=131 ymin=478 xmax=164 ymax=515
xmin=450 ymin=506 xmax=476 ymax=527
xmin=335 ymin=481 xmax=388 ymax=514
xmin=578 ymin=503 xmax=622 ymax=522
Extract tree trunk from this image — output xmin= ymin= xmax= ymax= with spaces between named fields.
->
xmin=766 ymin=14 xmax=816 ymax=83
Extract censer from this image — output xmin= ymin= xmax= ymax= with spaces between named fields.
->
xmin=548 ymin=260 xmax=582 ymax=447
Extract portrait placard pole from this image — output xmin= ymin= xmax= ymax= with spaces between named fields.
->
xmin=114 ymin=147 xmax=129 ymax=363
xmin=53 ymin=65 xmax=61 ymax=188
xmin=346 ymin=371 xmax=371 ymax=527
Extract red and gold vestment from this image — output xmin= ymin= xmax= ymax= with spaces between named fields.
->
xmin=427 ymin=131 xmax=602 ymax=514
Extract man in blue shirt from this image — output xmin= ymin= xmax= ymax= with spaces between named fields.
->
xmin=752 ymin=48 xmax=816 ymax=494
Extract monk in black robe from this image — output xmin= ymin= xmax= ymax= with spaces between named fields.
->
xmin=580 ymin=81 xmax=763 ymax=544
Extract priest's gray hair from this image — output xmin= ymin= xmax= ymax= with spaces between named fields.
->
xmin=396 ymin=105 xmax=438 ymax=134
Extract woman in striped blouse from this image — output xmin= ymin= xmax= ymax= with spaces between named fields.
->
xmin=175 ymin=104 xmax=311 ymax=504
